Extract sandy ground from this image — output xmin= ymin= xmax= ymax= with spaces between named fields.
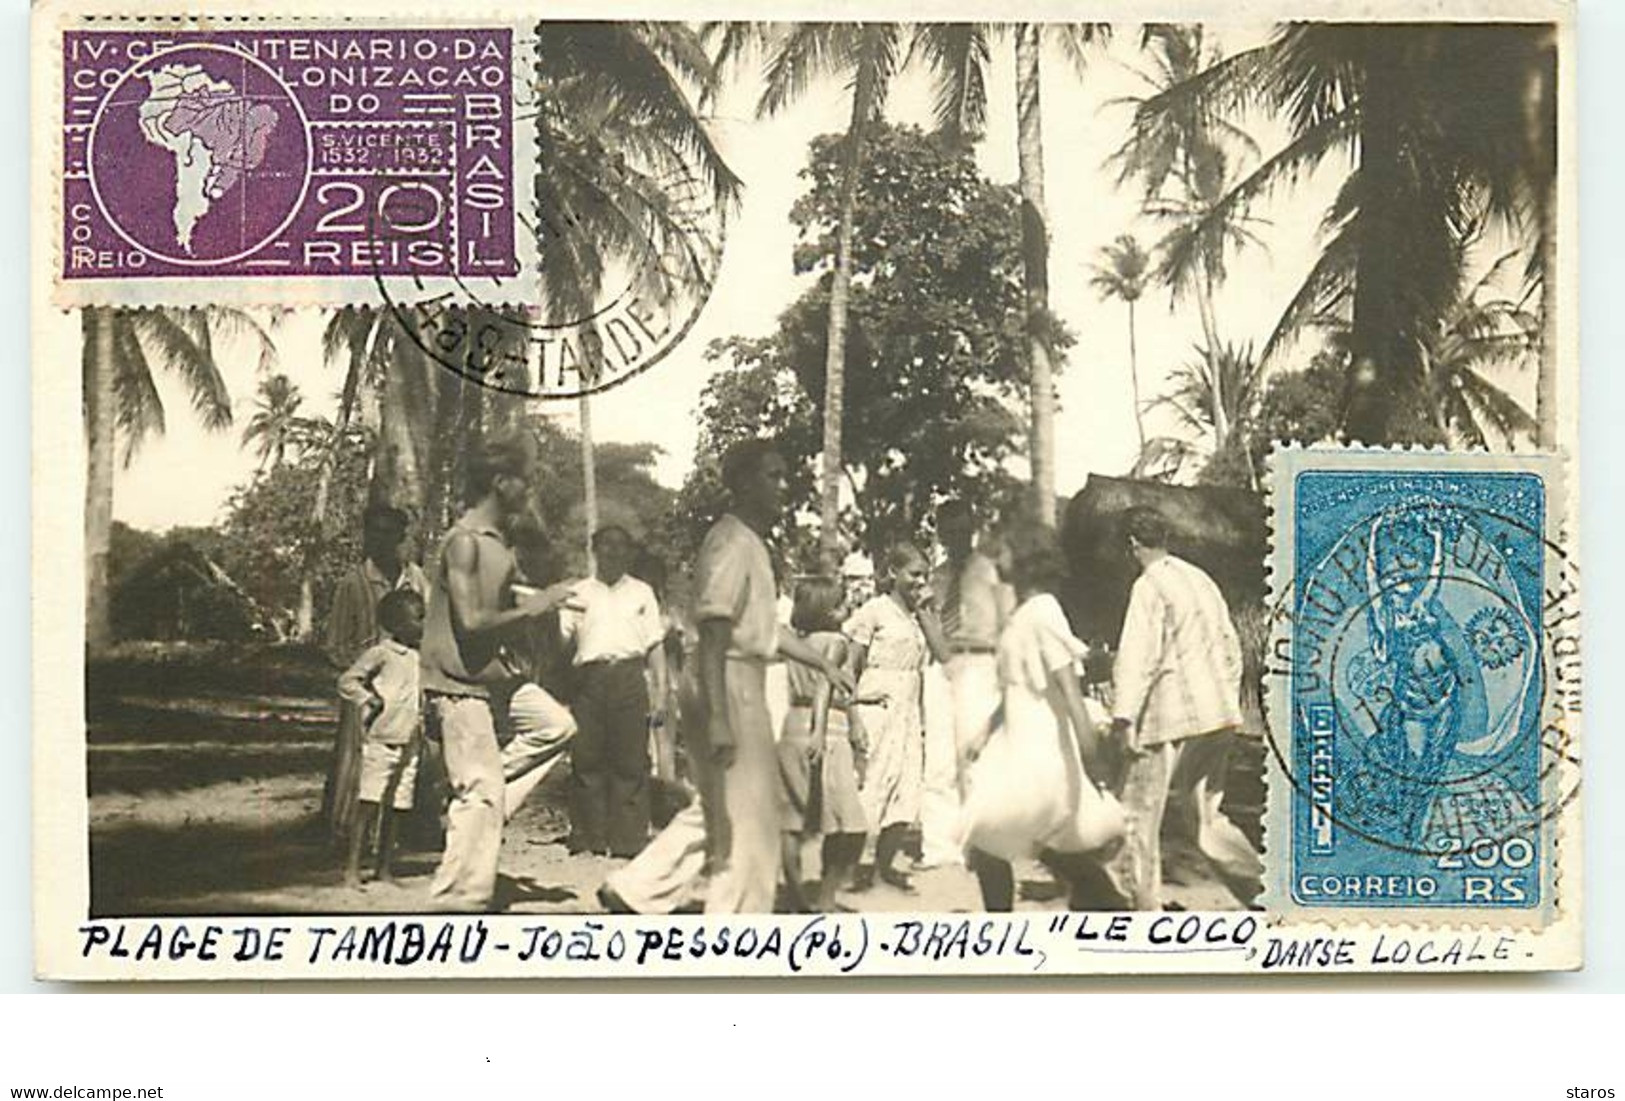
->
xmin=87 ymin=678 xmax=1243 ymax=917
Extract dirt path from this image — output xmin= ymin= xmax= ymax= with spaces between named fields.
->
xmin=86 ymin=672 xmax=1243 ymax=916
xmin=90 ymin=763 xmax=1239 ymax=916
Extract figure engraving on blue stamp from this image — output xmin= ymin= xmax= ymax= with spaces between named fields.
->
xmin=1290 ymin=471 xmax=1546 ymax=909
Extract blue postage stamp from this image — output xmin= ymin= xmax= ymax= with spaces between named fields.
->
xmin=1267 ymin=449 xmax=1577 ymax=921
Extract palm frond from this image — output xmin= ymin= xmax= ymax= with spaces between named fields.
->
xmin=757 ymin=22 xmax=851 ymax=119
xmin=1129 ymin=42 xmax=1271 ymax=134
xmin=1151 ymin=106 xmax=1356 ymax=298
xmin=1456 ymin=367 xmax=1537 ymax=436
xmin=699 ymin=21 xmax=778 ymax=108
xmin=1052 ymin=23 xmax=1111 ymax=78
xmin=1259 ymin=216 xmax=1357 ymax=366
xmin=201 ymin=306 xmax=278 ymax=377
xmin=849 ymin=24 xmax=906 ymax=130
xmin=110 ymin=315 xmax=163 ymax=465
xmin=128 ymin=309 xmax=233 ymax=433
xmin=541 ymin=23 xmax=742 ymax=212
xmin=913 ymin=22 xmax=992 ymax=141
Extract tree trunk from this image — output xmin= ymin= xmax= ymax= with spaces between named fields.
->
xmin=1535 ymin=192 xmax=1557 ymax=449
xmin=1126 ymin=298 xmax=1145 ymax=452
xmin=1344 ymin=36 xmax=1431 ymax=446
xmin=1530 ymin=33 xmax=1558 ymax=449
xmin=424 ymin=368 xmax=464 ymax=541
xmin=453 ymin=370 xmax=486 ymax=516
xmin=295 ymin=335 xmax=367 ymax=641
xmin=817 ymin=84 xmax=871 ymax=571
xmin=378 ymin=342 xmax=426 ymax=515
xmin=579 ymin=391 xmax=598 ymax=575
xmin=83 ymin=308 xmax=116 ymax=652
xmin=1016 ymin=24 xmax=1057 ymax=527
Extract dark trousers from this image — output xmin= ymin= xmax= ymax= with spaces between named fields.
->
xmin=568 ymin=659 xmax=651 ymax=856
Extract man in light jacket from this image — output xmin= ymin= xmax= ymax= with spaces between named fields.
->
xmin=1106 ymin=506 xmax=1263 ymax=910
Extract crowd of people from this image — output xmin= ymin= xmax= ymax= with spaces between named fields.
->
xmin=320 ymin=430 xmax=1264 ymax=915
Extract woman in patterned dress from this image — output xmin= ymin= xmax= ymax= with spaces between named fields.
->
xmin=844 ymin=543 xmax=948 ymax=891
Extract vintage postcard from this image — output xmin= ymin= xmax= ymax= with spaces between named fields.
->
xmin=30 ymin=0 xmax=1581 ymax=980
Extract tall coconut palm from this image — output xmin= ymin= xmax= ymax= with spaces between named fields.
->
xmin=1090 ymin=233 xmax=1152 ymax=451
xmin=914 ymin=22 xmax=1109 ymax=526
xmin=330 ymin=310 xmax=430 ymax=515
xmin=533 ymin=22 xmax=741 ymax=567
xmin=81 ymin=306 xmax=275 ymax=650
xmin=1013 ymin=23 xmax=1109 ymax=525
xmin=1111 ymin=24 xmax=1264 ymax=454
xmin=755 ymin=22 xmax=908 ymax=568
xmin=1128 ymin=23 xmax=1555 ymax=445
xmin=241 ymin=374 xmax=306 ymax=471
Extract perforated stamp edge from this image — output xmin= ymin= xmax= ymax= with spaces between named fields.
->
xmin=1260 ymin=443 xmax=1581 ymax=938
xmin=45 ymin=9 xmax=541 ymax=310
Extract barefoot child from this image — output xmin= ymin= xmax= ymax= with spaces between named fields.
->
xmin=338 ymin=589 xmax=426 ymax=887
xmin=778 ymin=576 xmax=869 ymax=912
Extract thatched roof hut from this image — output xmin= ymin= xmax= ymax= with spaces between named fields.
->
xmin=1060 ymin=475 xmax=1266 ymax=645
xmin=111 ymin=542 xmax=273 ymax=643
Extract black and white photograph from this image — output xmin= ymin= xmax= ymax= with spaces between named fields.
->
xmin=28 ymin=0 xmax=1585 ymax=980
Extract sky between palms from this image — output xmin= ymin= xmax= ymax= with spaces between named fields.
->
xmin=77 ymin=24 xmax=1529 ymax=533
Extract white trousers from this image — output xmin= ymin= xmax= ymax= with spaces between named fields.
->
xmin=500 ymin=683 xmax=576 ymax=823
xmin=920 ymin=653 xmax=1001 ymax=866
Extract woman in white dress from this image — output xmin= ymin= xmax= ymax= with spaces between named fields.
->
xmin=958 ymin=532 xmax=1124 ymax=911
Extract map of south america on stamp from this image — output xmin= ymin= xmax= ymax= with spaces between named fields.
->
xmin=59 ymin=26 xmax=532 ymax=304
xmin=1269 ymin=450 xmax=1576 ymax=920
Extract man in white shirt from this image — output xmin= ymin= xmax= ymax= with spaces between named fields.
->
xmin=561 ymin=525 xmax=669 ymax=857
xmin=599 ymin=438 xmax=852 ymax=914
xmin=922 ymin=499 xmax=1015 ymax=867
xmin=1106 ymin=506 xmax=1264 ymax=911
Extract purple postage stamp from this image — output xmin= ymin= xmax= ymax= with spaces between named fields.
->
xmin=57 ymin=21 xmax=536 ymax=305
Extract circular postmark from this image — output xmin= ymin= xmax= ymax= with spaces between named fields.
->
xmin=88 ymin=43 xmax=312 ymax=267
xmin=1263 ymin=492 xmax=1581 ymax=866
xmin=363 ymin=54 xmax=729 ymax=400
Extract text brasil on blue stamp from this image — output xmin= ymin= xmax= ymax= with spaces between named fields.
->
xmin=1267 ymin=449 xmax=1578 ymax=924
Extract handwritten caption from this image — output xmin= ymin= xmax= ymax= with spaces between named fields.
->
xmin=72 ymin=913 xmax=1533 ymax=977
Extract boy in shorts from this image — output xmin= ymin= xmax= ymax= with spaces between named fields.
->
xmin=338 ymin=589 xmax=426 ymax=887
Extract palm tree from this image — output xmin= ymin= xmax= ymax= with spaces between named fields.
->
xmin=755 ymin=23 xmax=908 ymax=568
xmin=731 ymin=23 xmax=1105 ymax=539
xmin=1147 ymin=340 xmax=1266 ymax=486
xmin=1127 ymin=23 xmax=1555 ymax=445
xmin=1013 ymin=24 xmax=1108 ymax=525
xmin=1111 ymin=24 xmax=1264 ymax=454
xmin=1090 ymin=233 xmax=1152 ymax=451
xmin=1312 ymin=246 xmax=1540 ymax=450
xmin=1425 ymin=282 xmax=1540 ymax=449
xmin=82 ymin=306 xmax=275 ymax=650
xmin=318 ymin=23 xmax=738 ymax=574
xmin=241 ymin=374 xmax=306 ymax=471
xmin=532 ymin=21 xmax=741 ymax=567
xmin=322 ymin=308 xmax=431 ymax=515
xmin=534 ymin=22 xmax=741 ymax=326
xmin=914 ymin=22 xmax=1108 ymax=525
